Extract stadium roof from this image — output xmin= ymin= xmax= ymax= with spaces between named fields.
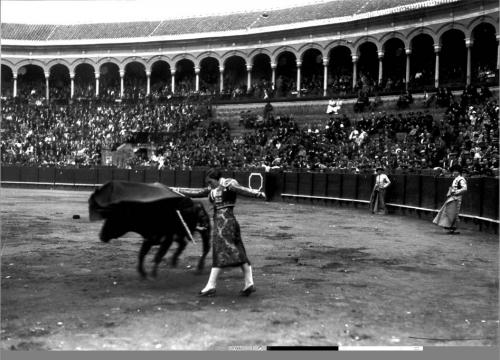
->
xmin=2 ymin=0 xmax=461 ymax=42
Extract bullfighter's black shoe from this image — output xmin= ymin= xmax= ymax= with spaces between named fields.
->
xmin=198 ymin=288 xmax=216 ymax=297
xmin=239 ymin=285 xmax=256 ymax=297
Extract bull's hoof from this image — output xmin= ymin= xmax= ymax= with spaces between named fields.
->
xmin=151 ymin=268 xmax=158 ymax=278
xmin=138 ymin=269 xmax=148 ymax=279
xmin=171 ymin=259 xmax=179 ymax=268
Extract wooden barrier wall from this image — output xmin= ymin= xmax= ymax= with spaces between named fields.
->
xmin=1 ymin=166 xmax=498 ymax=222
xmin=272 ymin=171 xmax=498 ymax=222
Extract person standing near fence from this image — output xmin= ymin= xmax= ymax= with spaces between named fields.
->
xmin=370 ymin=167 xmax=391 ymax=214
xmin=173 ymin=168 xmax=266 ymax=297
xmin=433 ymin=165 xmax=468 ymax=234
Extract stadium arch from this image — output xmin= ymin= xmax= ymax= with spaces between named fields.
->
xmin=407 ymin=27 xmax=439 ymax=46
xmin=436 ymin=22 xmax=469 ymax=41
xmin=353 ymin=36 xmax=381 ymax=55
xmin=1 ymin=59 xmax=15 ymax=74
xmin=196 ymin=52 xmax=222 ymax=66
xmin=326 ymin=45 xmax=354 ymax=87
xmin=13 ymin=59 xmax=47 ymax=74
xmin=69 ymin=59 xmax=97 ymax=74
xmin=379 ymin=31 xmax=410 ymax=51
xmin=467 ymin=16 xmax=499 ymax=35
xmin=171 ymin=53 xmax=199 ymax=69
xmin=122 ymin=57 xmax=149 ymax=72
xmin=96 ymin=57 xmax=122 ymax=72
xmin=220 ymin=50 xmax=250 ymax=67
xmin=325 ymin=40 xmax=355 ymax=56
xmin=409 ymin=32 xmax=436 ymax=88
xmin=247 ymin=48 xmax=273 ymax=65
xmin=297 ymin=43 xmax=327 ymax=61
xmin=46 ymin=59 xmax=72 ymax=74
xmin=147 ymin=55 xmax=174 ymax=72
xmin=271 ymin=46 xmax=300 ymax=65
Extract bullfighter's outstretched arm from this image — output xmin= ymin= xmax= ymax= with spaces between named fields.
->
xmin=170 ymin=187 xmax=211 ymax=198
xmin=224 ymin=179 xmax=266 ymax=199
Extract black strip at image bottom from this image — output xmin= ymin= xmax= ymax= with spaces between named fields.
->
xmin=267 ymin=346 xmax=339 ymax=351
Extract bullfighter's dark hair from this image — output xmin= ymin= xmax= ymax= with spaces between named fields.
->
xmin=206 ymin=168 xmax=222 ymax=180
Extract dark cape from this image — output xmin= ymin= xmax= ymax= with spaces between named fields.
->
xmin=89 ymin=180 xmax=193 ymax=221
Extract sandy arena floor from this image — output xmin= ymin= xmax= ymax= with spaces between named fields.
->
xmin=1 ymin=187 xmax=498 ymax=350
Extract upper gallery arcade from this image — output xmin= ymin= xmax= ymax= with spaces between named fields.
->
xmin=1 ymin=0 xmax=498 ymax=100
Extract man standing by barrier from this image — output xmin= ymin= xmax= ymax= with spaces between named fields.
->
xmin=370 ymin=167 xmax=391 ymax=214
xmin=433 ymin=165 xmax=468 ymax=234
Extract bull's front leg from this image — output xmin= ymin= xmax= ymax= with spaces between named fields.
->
xmin=151 ymin=235 xmax=174 ymax=278
xmin=171 ymin=235 xmax=187 ymax=268
xmin=138 ymin=240 xmax=154 ymax=278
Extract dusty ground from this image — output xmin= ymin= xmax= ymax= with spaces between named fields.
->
xmin=0 ymin=187 xmax=498 ymax=350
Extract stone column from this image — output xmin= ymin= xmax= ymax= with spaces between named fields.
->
xmin=246 ymin=64 xmax=252 ymax=91
xmin=45 ymin=72 xmax=50 ymax=101
xmin=271 ymin=63 xmax=276 ymax=90
xmin=171 ymin=69 xmax=176 ymax=94
xmin=70 ymin=72 xmax=75 ymax=98
xmin=119 ymin=70 xmax=125 ymax=98
xmin=13 ymin=72 xmax=17 ymax=98
xmin=378 ymin=51 xmax=384 ymax=86
xmin=405 ymin=48 xmax=412 ymax=90
xmin=195 ymin=67 xmax=200 ymax=92
xmin=465 ymin=38 xmax=473 ymax=86
xmin=323 ymin=58 xmax=329 ymax=97
xmin=95 ymin=72 xmax=100 ymax=97
xmin=351 ymin=55 xmax=358 ymax=90
xmin=219 ymin=66 xmax=224 ymax=93
xmin=296 ymin=60 xmax=302 ymax=96
xmin=434 ymin=45 xmax=441 ymax=89
xmin=146 ymin=70 xmax=151 ymax=96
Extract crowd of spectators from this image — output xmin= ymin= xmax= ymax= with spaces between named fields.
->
xmin=225 ymin=92 xmax=498 ymax=176
xmin=1 ymin=98 xmax=210 ymax=167
xmin=1 ymin=83 xmax=498 ymax=177
xmin=148 ymin=85 xmax=498 ymax=176
xmin=328 ymin=74 xmax=352 ymax=96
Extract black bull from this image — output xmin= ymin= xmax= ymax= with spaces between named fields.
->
xmin=89 ymin=181 xmax=211 ymax=278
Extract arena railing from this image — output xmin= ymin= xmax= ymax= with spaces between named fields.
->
xmin=276 ymin=171 xmax=498 ymax=231
xmin=1 ymin=166 xmax=498 ymax=230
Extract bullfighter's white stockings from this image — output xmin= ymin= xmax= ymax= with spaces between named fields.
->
xmin=201 ymin=267 xmax=221 ymax=292
xmin=241 ymin=263 xmax=254 ymax=290
xmin=201 ymin=264 xmax=254 ymax=293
